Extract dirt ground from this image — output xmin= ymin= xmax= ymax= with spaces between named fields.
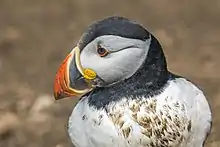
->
xmin=0 ymin=0 xmax=220 ymax=147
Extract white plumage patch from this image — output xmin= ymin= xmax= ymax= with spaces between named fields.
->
xmin=68 ymin=78 xmax=211 ymax=147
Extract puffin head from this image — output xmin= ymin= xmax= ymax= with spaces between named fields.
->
xmin=54 ymin=16 xmax=167 ymax=100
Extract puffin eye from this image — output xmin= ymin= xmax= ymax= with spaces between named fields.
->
xmin=97 ymin=46 xmax=109 ymax=57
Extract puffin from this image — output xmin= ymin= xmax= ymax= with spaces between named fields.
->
xmin=53 ymin=16 xmax=212 ymax=147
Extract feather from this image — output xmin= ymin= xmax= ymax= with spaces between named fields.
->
xmin=68 ymin=78 xmax=211 ymax=147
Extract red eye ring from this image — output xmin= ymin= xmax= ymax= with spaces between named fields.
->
xmin=97 ymin=46 xmax=109 ymax=57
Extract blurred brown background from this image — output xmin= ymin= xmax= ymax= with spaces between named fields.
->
xmin=0 ymin=0 xmax=219 ymax=147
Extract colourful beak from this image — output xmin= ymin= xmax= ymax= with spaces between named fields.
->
xmin=53 ymin=46 xmax=95 ymax=100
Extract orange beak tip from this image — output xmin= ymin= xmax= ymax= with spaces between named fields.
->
xmin=53 ymin=53 xmax=72 ymax=100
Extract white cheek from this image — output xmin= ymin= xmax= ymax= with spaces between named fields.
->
xmin=107 ymin=49 xmax=146 ymax=79
xmin=79 ymin=35 xmax=151 ymax=84
xmin=80 ymin=52 xmax=114 ymax=79
xmin=81 ymin=48 xmax=146 ymax=84
xmin=81 ymin=52 xmax=102 ymax=69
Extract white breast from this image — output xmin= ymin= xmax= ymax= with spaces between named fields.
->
xmin=68 ymin=78 xmax=212 ymax=147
